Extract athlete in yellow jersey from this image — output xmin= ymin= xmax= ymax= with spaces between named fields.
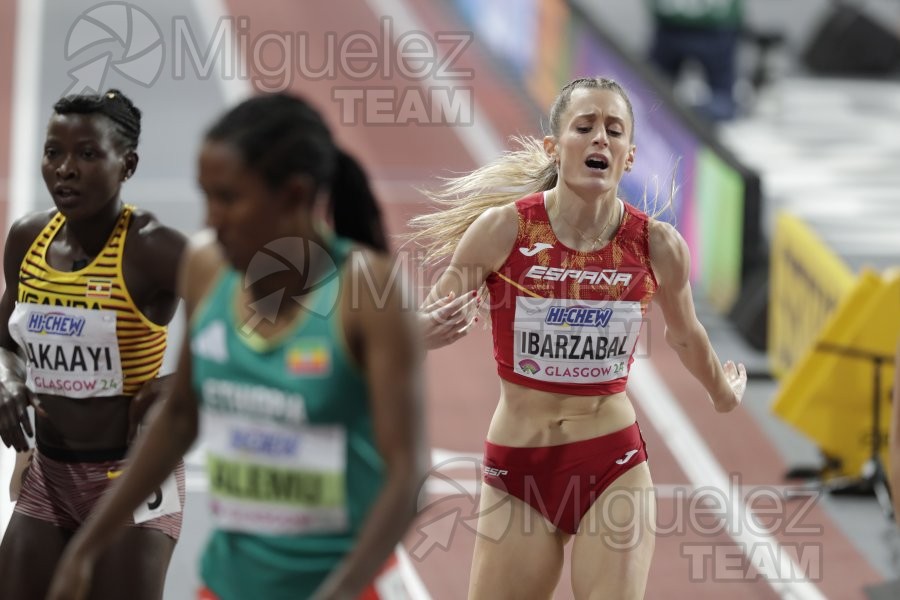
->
xmin=0 ymin=90 xmax=187 ymax=600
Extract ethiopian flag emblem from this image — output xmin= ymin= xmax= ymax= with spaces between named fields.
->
xmin=286 ymin=340 xmax=331 ymax=376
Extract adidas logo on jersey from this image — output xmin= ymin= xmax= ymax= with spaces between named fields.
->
xmin=192 ymin=320 xmax=228 ymax=363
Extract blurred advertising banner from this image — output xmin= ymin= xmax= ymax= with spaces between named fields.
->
xmin=768 ymin=213 xmax=854 ymax=378
xmin=449 ymin=0 xmax=756 ymax=314
xmin=771 ymin=269 xmax=899 ymax=478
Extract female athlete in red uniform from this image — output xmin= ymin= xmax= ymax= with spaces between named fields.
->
xmin=411 ymin=77 xmax=747 ymax=599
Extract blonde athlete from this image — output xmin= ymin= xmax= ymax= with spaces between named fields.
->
xmin=413 ymin=77 xmax=747 ymax=599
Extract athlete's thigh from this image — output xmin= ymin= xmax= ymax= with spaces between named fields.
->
xmin=0 ymin=512 xmax=71 ymax=598
xmin=570 ymin=463 xmax=656 ymax=600
xmin=91 ymin=526 xmax=176 ymax=600
xmin=468 ymin=484 xmax=567 ymax=600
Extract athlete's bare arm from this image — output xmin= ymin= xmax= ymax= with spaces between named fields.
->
xmin=421 ymin=203 xmax=518 ymax=349
xmin=0 ymin=212 xmax=55 ymax=451
xmin=45 ymin=232 xmax=220 ymax=600
xmin=648 ymin=219 xmax=746 ymax=412
xmin=314 ymin=250 xmax=427 ymax=598
xmin=123 ymin=209 xmax=189 ymax=325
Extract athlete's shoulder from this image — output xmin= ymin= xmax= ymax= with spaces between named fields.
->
xmin=181 ymin=229 xmax=226 ymax=312
xmin=624 ymin=199 xmax=653 ymax=221
xmin=514 ymin=191 xmax=545 ymax=211
xmin=127 ymin=207 xmax=188 ymax=254
xmin=3 ymin=209 xmax=56 ymax=269
xmin=469 ymin=202 xmax=518 ymax=240
xmin=648 ymin=219 xmax=689 ymax=288
xmin=122 ymin=207 xmax=189 ymax=295
xmin=6 ymin=209 xmax=56 ymax=246
xmin=450 ymin=202 xmax=519 ymax=275
xmin=344 ymin=245 xmax=396 ymax=291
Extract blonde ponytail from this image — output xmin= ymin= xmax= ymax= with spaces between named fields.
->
xmin=406 ymin=77 xmax=644 ymax=264
xmin=406 ymin=136 xmax=556 ymax=264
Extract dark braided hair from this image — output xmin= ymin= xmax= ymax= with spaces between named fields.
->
xmin=53 ymin=89 xmax=142 ymax=151
xmin=206 ymin=93 xmax=387 ymax=251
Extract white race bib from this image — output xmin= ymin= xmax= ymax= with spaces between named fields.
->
xmin=132 ymin=471 xmax=182 ymax=524
xmin=8 ymin=303 xmax=123 ymax=397
xmin=203 ymin=411 xmax=348 ymax=535
xmin=512 ymin=297 xmax=644 ymax=384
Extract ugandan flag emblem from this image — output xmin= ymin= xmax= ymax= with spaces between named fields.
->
xmin=85 ymin=279 xmax=112 ymax=298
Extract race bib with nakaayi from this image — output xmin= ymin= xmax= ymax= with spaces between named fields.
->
xmin=8 ymin=303 xmax=123 ymax=397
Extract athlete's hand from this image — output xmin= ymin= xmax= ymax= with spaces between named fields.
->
xmin=712 ymin=360 xmax=746 ymax=413
xmin=46 ymin=541 xmax=97 ymax=600
xmin=419 ymin=291 xmax=481 ymax=350
xmin=128 ymin=376 xmax=170 ymax=443
xmin=0 ymin=380 xmax=44 ymax=452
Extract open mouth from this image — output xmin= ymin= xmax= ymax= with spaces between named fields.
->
xmin=585 ymin=156 xmax=609 ymax=170
xmin=54 ymin=187 xmax=80 ymax=200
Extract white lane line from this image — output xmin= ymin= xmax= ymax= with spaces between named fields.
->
xmin=395 ymin=544 xmax=433 ymax=600
xmin=431 ymin=447 xmax=483 ymax=465
xmin=628 ymin=358 xmax=826 ymax=600
xmin=7 ymin=0 xmax=43 ymax=223
xmin=351 ymin=3 xmax=505 ymax=593
xmin=362 ymin=0 xmax=505 ymax=166
xmin=1 ymin=0 xmax=46 ymax=536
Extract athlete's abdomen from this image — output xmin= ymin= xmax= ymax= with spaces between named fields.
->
xmin=488 ymin=380 xmax=637 ymax=447
xmin=34 ymin=394 xmax=131 ymax=450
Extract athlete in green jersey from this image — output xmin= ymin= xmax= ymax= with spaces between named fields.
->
xmin=649 ymin=0 xmax=743 ymax=29
xmin=47 ymin=93 xmax=428 ymax=600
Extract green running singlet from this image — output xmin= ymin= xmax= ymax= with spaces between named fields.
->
xmin=191 ymin=238 xmax=384 ymax=600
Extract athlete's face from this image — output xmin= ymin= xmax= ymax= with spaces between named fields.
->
xmin=198 ymin=140 xmax=311 ymax=272
xmin=545 ymin=88 xmax=635 ymax=197
xmin=41 ymin=114 xmax=135 ymax=219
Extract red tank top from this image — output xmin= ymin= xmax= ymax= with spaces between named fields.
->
xmin=485 ymin=192 xmax=658 ymax=396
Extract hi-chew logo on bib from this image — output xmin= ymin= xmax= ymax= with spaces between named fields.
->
xmin=27 ymin=312 xmax=86 ymax=336
xmin=513 ymin=297 xmax=643 ymax=384
xmin=545 ymin=305 xmax=613 ymax=328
